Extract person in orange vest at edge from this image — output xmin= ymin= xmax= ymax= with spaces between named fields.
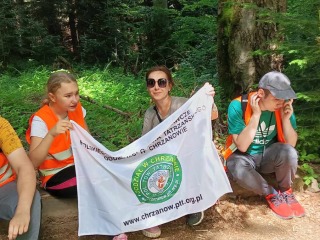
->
xmin=224 ymin=71 xmax=305 ymax=219
xmin=25 ymin=71 xmax=127 ymax=240
xmin=139 ymin=66 xmax=219 ymax=238
xmin=0 ymin=117 xmax=41 ymax=240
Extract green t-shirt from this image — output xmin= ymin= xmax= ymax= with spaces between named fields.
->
xmin=227 ymin=100 xmax=297 ymax=155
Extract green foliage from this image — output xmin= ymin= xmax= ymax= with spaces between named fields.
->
xmin=300 ymin=163 xmax=319 ymax=185
xmin=170 ymin=14 xmax=217 ymax=69
xmin=0 ymin=0 xmax=62 ymax=66
xmin=0 ymin=67 xmax=49 ymax=144
xmin=0 ymin=66 xmax=150 ymax=150
xmin=0 ymin=65 xmax=223 ymax=152
xmin=280 ymin=0 xmax=320 ymax=91
xmin=1 ymin=0 xmax=219 ymax=75
xmin=1 ymin=0 xmax=319 ymax=186
xmin=274 ymin=0 xmax=320 ymax=185
xmin=137 ymin=7 xmax=178 ymax=67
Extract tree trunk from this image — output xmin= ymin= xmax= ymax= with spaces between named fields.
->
xmin=217 ymin=0 xmax=286 ymax=98
xmin=68 ymin=0 xmax=79 ymax=56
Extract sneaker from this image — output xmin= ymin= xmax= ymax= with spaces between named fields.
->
xmin=265 ymin=193 xmax=293 ymax=219
xmin=282 ymin=188 xmax=305 ymax=217
xmin=186 ymin=211 xmax=204 ymax=226
xmin=142 ymin=226 xmax=161 ymax=238
xmin=112 ymin=233 xmax=128 ymax=240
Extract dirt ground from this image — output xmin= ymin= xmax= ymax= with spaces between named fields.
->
xmin=47 ymin=191 xmax=320 ymax=240
xmin=1 ymin=190 xmax=318 ymax=240
xmin=1 ymin=165 xmax=319 ymax=240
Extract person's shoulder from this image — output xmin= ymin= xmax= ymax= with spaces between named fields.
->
xmin=0 ymin=116 xmax=7 ymax=124
xmin=172 ymin=96 xmax=188 ymax=101
xmin=144 ymin=105 xmax=155 ymax=116
xmin=172 ymin=96 xmax=188 ymax=104
xmin=0 ymin=116 xmax=11 ymax=128
xmin=170 ymin=96 xmax=188 ymax=110
xmin=229 ymin=98 xmax=241 ymax=109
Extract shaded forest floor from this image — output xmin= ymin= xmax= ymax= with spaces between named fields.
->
xmin=38 ymin=190 xmax=320 ymax=240
xmin=1 ymin=164 xmax=319 ymax=240
xmin=1 ymin=190 xmax=319 ymax=240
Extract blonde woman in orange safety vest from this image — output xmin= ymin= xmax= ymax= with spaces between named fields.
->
xmin=26 ymin=72 xmax=89 ymax=198
xmin=25 ymin=72 xmax=128 ymax=240
xmin=224 ymin=71 xmax=305 ymax=220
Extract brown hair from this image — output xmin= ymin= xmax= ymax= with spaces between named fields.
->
xmin=42 ymin=72 xmax=77 ymax=106
xmin=260 ymin=88 xmax=271 ymax=98
xmin=145 ymin=66 xmax=174 ymax=87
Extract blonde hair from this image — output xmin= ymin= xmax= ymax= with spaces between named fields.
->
xmin=42 ymin=72 xmax=77 ymax=106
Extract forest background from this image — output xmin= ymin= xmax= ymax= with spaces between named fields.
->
xmin=0 ymin=0 xmax=319 ymax=187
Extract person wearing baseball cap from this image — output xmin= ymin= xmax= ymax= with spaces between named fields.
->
xmin=258 ymin=71 xmax=297 ymax=100
xmin=224 ymin=71 xmax=305 ymax=219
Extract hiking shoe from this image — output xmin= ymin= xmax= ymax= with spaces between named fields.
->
xmin=282 ymin=188 xmax=305 ymax=217
xmin=142 ymin=226 xmax=161 ymax=238
xmin=186 ymin=211 xmax=204 ymax=226
xmin=112 ymin=233 xmax=128 ymax=240
xmin=265 ymin=193 xmax=293 ymax=219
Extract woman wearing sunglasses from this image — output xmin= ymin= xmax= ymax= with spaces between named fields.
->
xmin=141 ymin=66 xmax=218 ymax=238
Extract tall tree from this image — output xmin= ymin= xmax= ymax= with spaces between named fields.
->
xmin=217 ymin=0 xmax=287 ymax=98
xmin=67 ymin=0 xmax=79 ymax=55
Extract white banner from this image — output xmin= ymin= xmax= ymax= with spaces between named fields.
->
xmin=71 ymin=85 xmax=232 ymax=236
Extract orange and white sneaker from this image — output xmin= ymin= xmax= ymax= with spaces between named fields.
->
xmin=265 ymin=192 xmax=293 ymax=219
xmin=282 ymin=188 xmax=305 ymax=217
xmin=142 ymin=226 xmax=161 ymax=238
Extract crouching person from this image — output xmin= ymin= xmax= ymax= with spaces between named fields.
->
xmin=224 ymin=71 xmax=305 ymax=219
xmin=0 ymin=117 xmax=41 ymax=239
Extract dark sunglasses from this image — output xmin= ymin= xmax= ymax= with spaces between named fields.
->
xmin=146 ymin=78 xmax=167 ymax=88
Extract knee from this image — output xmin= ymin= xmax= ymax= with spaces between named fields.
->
xmin=276 ymin=143 xmax=298 ymax=166
xmin=272 ymin=143 xmax=298 ymax=168
xmin=227 ymin=158 xmax=252 ymax=180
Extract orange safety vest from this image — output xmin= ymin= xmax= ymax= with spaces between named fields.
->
xmin=223 ymin=92 xmax=286 ymax=161
xmin=26 ymin=102 xmax=85 ymax=187
xmin=0 ymin=152 xmax=16 ymax=187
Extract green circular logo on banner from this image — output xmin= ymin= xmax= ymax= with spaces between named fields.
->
xmin=131 ymin=154 xmax=182 ymax=204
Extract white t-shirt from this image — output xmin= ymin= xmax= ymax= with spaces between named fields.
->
xmin=30 ymin=107 xmax=86 ymax=138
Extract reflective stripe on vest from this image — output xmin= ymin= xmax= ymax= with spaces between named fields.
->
xmin=0 ymin=163 xmax=8 ymax=175
xmin=26 ymin=102 xmax=85 ymax=187
xmin=40 ymin=163 xmax=74 ymax=177
xmin=39 ymin=148 xmax=73 ymax=180
xmin=45 ymin=148 xmax=73 ymax=161
xmin=0 ymin=165 xmax=13 ymax=184
xmin=0 ymin=153 xmax=16 ymax=187
xmin=223 ymin=92 xmax=286 ymax=160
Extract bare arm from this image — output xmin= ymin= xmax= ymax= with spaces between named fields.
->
xmin=232 ymin=94 xmax=261 ymax=152
xmin=203 ymin=82 xmax=219 ymax=120
xmin=7 ymin=148 xmax=36 ymax=240
xmin=211 ymin=102 xmax=219 ymax=120
xmin=232 ymin=113 xmax=260 ymax=152
xmin=28 ymin=119 xmax=73 ymax=168
xmin=281 ymin=99 xmax=298 ymax=147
